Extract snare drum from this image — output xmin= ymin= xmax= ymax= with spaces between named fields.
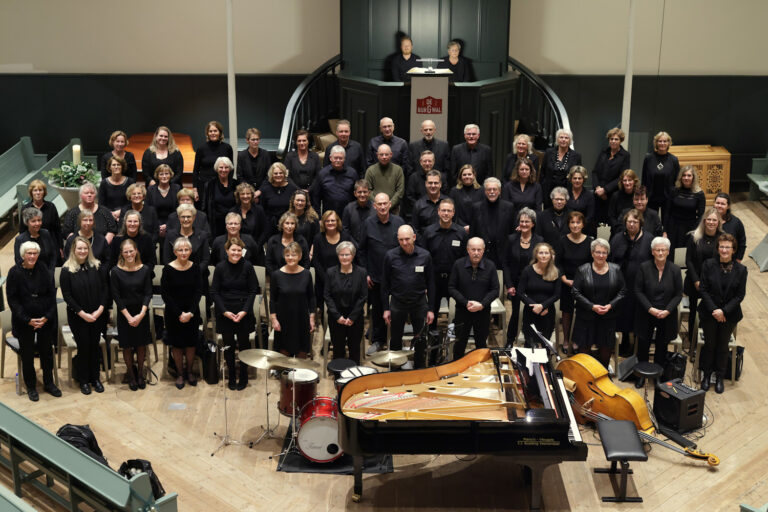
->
xmin=334 ymin=365 xmax=378 ymax=392
xmin=278 ymin=368 xmax=318 ymax=417
xmin=297 ymin=397 xmax=342 ymax=463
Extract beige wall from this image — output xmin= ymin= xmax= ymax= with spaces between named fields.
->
xmin=509 ymin=0 xmax=768 ymax=75
xmin=0 ymin=0 xmax=339 ymax=74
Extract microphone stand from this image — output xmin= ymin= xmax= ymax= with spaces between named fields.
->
xmin=212 ymin=344 xmax=253 ymax=456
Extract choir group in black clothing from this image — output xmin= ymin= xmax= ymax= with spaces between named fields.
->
xmin=10 ymin=119 xmax=747 ymax=402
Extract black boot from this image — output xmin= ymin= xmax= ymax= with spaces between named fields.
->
xmin=237 ymin=363 xmax=249 ymax=390
xmin=715 ymin=374 xmax=725 ymax=394
xmin=700 ymin=371 xmax=711 ymax=392
xmin=224 ymin=350 xmax=237 ymax=390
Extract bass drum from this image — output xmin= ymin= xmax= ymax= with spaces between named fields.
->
xmin=297 ymin=397 xmax=343 ymax=463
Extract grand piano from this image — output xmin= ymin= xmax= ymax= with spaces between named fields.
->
xmin=338 ymin=347 xmax=586 ymax=511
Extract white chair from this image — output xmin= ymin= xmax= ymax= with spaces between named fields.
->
xmin=597 ymin=224 xmax=611 ymax=242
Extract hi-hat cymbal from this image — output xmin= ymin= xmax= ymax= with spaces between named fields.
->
xmin=273 ymin=356 xmax=321 ymax=371
xmin=238 ymin=349 xmax=283 ymax=370
xmin=369 ymin=351 xmax=408 ymax=367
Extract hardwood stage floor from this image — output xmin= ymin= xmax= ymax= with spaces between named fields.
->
xmin=1 ymin=201 xmax=767 ymax=511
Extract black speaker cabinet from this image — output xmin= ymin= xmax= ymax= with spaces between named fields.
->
xmin=653 ymin=379 xmax=705 ymax=433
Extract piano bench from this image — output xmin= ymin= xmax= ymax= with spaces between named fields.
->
xmin=594 ymin=420 xmax=647 ymax=503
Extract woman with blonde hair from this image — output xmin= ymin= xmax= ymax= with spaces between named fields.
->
xmin=502 ymin=133 xmax=539 ymax=180
xmin=289 ymin=189 xmax=320 ymax=245
xmin=684 ymin=207 xmax=723 ymax=346
xmin=518 ymin=243 xmax=561 ymax=347
xmin=21 ymin=179 xmax=62 ymax=248
xmin=593 ymin=127 xmax=630 ymax=224
xmin=449 ymin=164 xmax=483 ymax=226
xmin=270 ymin=242 xmax=316 ymax=358
xmin=99 ymin=130 xmax=137 ymax=180
xmin=641 ymin=131 xmax=679 ymax=212
xmin=541 ymin=128 xmax=581 ymax=204
xmin=61 ymin=237 xmax=110 ymax=394
xmin=258 ymin=162 xmax=298 ymax=234
xmin=664 ymin=165 xmax=705 ymax=252
xmin=265 ymin=212 xmax=310 ymax=276
xmin=142 ymin=126 xmax=184 ymax=187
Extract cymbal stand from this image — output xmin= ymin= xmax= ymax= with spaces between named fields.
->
xmin=212 ymin=345 xmax=253 ymax=456
xmin=273 ymin=369 xmax=299 ymax=468
xmin=253 ymin=363 xmax=279 ymax=444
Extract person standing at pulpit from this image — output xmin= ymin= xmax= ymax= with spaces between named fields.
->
xmin=390 ymin=36 xmax=421 ymax=82
xmin=437 ymin=40 xmax=471 ymax=82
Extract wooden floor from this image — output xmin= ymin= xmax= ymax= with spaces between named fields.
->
xmin=1 ymin=200 xmax=768 ymax=511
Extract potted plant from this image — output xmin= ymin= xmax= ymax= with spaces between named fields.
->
xmin=43 ymin=160 xmax=100 ymax=208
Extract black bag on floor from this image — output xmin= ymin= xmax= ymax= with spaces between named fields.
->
xmin=203 ymin=340 xmax=219 ymax=385
xmin=662 ymin=352 xmax=687 ymax=382
xmin=118 ymin=459 xmax=166 ymax=498
xmin=724 ymin=345 xmax=744 ymax=381
xmin=56 ymin=424 xmax=110 ymax=467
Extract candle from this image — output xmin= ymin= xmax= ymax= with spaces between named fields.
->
xmin=72 ymin=145 xmax=81 ymax=165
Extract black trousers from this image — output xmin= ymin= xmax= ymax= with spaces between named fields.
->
xmin=429 ymin=272 xmax=451 ymax=328
xmin=329 ymin=319 xmax=364 ymax=364
xmin=506 ymin=295 xmax=522 ymax=345
xmin=17 ymin=322 xmax=55 ymax=390
xmin=699 ymin=316 xmax=736 ymax=375
xmin=453 ymin=308 xmax=491 ymax=360
xmin=221 ymin=324 xmax=252 ymax=382
xmin=687 ymin=290 xmax=700 ymax=345
xmin=68 ymin=311 xmax=104 ymax=383
xmin=369 ymin=281 xmax=386 ymax=346
xmin=390 ymin=296 xmax=429 ymax=367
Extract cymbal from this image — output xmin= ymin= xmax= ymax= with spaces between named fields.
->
xmin=239 ymin=349 xmax=283 ymax=370
xmin=272 ymin=356 xmax=321 ymax=371
xmin=369 ymin=351 xmax=408 ymax=367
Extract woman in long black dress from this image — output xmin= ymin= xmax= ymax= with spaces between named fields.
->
xmin=289 ymin=189 xmax=320 ymax=246
xmin=566 ymin=166 xmax=595 ymax=237
xmin=146 ymin=164 xmax=180 ymax=243
xmin=572 ymin=238 xmax=627 ymax=367
xmin=518 ymin=243 xmax=561 ymax=347
xmin=557 ymin=211 xmax=594 ymax=353
xmin=609 ymin=209 xmax=653 ymax=353
xmin=60 ymin=237 xmax=110 ymax=395
xmin=161 ymin=237 xmax=203 ymax=389
xmin=211 ymin=237 xmax=260 ymax=390
xmin=714 ymin=192 xmax=746 ymax=262
xmin=111 ymin=239 xmax=153 ymax=391
xmin=7 ymin=241 xmax=60 ymax=401
xmin=593 ymin=128 xmax=630 ymax=225
xmin=142 ymin=126 xmax=184 ymax=187
xmin=258 ymin=163 xmax=298 ymax=234
xmin=110 ymin=210 xmax=156 ymax=269
xmin=698 ymin=233 xmax=747 ymax=394
xmin=501 ymin=157 xmax=543 ymax=217
xmin=193 ymin=120 xmax=234 ymax=203
xmin=201 ymin=156 xmax=239 ymax=239
xmin=121 ymin=183 xmax=159 ymax=244
xmin=98 ymin=155 xmax=135 ymax=223
xmin=633 ymin=237 xmax=682 ymax=387
xmin=265 ymin=212 xmax=310 ymax=276
xmin=99 ymin=130 xmax=137 ymax=180
xmin=503 ymin=207 xmax=544 ymax=347
xmin=312 ymin=210 xmax=353 ymax=316
xmin=64 ymin=210 xmax=110 ymax=265
xmin=324 ymin=241 xmax=367 ymax=364
xmin=20 ymin=180 xmax=62 ymax=254
xmin=641 ymin=131 xmax=680 ymax=212
xmin=15 ymin=207 xmax=58 ymax=272
xmin=270 ymin=242 xmax=316 ymax=358
xmin=283 ymin=130 xmax=321 ymax=190
xmin=449 ymin=164 xmax=483 ymax=227
xmin=541 ymin=128 xmax=581 ymax=204
xmin=664 ymin=166 xmax=705 ymax=252
xmin=684 ymin=208 xmax=723 ymax=346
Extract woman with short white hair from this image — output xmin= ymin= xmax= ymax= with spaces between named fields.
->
xmin=541 ymin=128 xmax=581 ymax=203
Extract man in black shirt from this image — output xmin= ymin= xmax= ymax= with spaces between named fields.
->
xmin=311 ymin=145 xmax=358 ymax=215
xmin=420 ymin=198 xmax=468 ymax=331
xmin=448 ymin=237 xmax=500 ymax=360
xmin=342 ymin=180 xmax=373 ymax=245
xmin=409 ymin=120 xmax=451 ymax=178
xmin=450 ymin=124 xmax=493 ymax=184
xmin=390 ymin=36 xmax=421 ymax=82
xmin=322 ymin=119 xmax=366 ymax=177
xmin=405 ymin=150 xmax=450 ymax=217
xmin=469 ymin=177 xmax=515 ymax=267
xmin=358 ymin=193 xmax=405 ymax=355
xmin=366 ymin=117 xmax=412 ymax=176
xmin=382 ymin=225 xmax=435 ymax=368
xmin=411 ymin=171 xmax=449 ymax=236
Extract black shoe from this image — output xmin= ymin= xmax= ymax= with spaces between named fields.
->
xmin=44 ymin=383 xmax=62 ymax=398
xmin=175 ymin=377 xmax=185 ymax=390
xmin=715 ymin=375 xmax=725 ymax=394
xmin=27 ymin=389 xmax=39 ymax=402
xmin=129 ymin=378 xmax=138 ymax=391
xmin=187 ymin=374 xmax=197 ymax=387
xmin=634 ymin=378 xmax=646 ymax=389
xmin=700 ymin=372 xmax=711 ymax=392
xmin=237 ymin=379 xmax=248 ymax=391
xmin=138 ymin=377 xmax=146 ymax=390
xmin=92 ymin=380 xmax=104 ymax=393
xmin=228 ymin=379 xmax=237 ymax=391
xmin=80 ymin=383 xmax=92 ymax=395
